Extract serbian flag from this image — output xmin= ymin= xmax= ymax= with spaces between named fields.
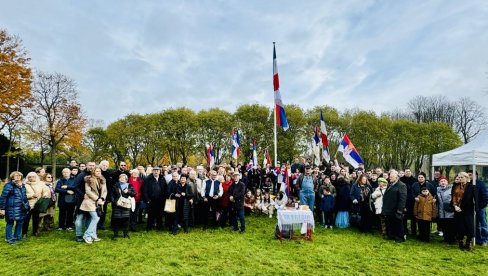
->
xmin=263 ymin=147 xmax=271 ymax=167
xmin=231 ymin=128 xmax=241 ymax=159
xmin=320 ymin=110 xmax=330 ymax=162
xmin=273 ymin=43 xmax=289 ymax=131
xmin=251 ymin=138 xmax=258 ymax=169
xmin=207 ymin=143 xmax=215 ymax=168
xmin=337 ymin=134 xmax=364 ymax=169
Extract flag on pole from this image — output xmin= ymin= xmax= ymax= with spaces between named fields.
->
xmin=207 ymin=143 xmax=215 ymax=168
xmin=263 ymin=147 xmax=271 ymax=167
xmin=337 ymin=134 xmax=364 ymax=169
xmin=320 ymin=110 xmax=330 ymax=162
xmin=313 ymin=127 xmax=321 ymax=165
xmin=231 ymin=128 xmax=241 ymax=159
xmin=251 ymin=138 xmax=258 ymax=169
xmin=284 ymin=165 xmax=290 ymax=197
xmin=273 ymin=43 xmax=289 ymax=131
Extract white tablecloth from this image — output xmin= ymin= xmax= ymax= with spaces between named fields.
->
xmin=277 ymin=209 xmax=315 ymax=231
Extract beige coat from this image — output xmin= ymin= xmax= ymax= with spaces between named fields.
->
xmin=25 ymin=181 xmax=51 ymax=209
xmin=80 ymin=176 xmax=107 ymax=212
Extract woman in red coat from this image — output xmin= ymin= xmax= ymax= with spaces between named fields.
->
xmin=128 ymin=169 xmax=144 ymax=231
xmin=219 ymin=175 xmax=233 ymax=228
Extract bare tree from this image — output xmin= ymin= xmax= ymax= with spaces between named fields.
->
xmin=407 ymin=95 xmax=457 ymax=127
xmin=454 ymin=97 xmax=487 ymax=143
xmin=26 ymin=71 xmax=86 ymax=177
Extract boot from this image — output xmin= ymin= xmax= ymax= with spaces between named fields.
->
xmin=465 ymin=238 xmax=473 ymax=251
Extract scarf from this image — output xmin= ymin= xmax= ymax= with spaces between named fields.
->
xmin=119 ymin=182 xmax=129 ymax=191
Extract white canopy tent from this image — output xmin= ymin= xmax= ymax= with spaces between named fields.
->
xmin=432 ymin=130 xmax=488 ymax=167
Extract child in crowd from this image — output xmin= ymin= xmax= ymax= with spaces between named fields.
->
xmin=274 ymin=191 xmax=288 ymax=210
xmin=320 ymin=187 xmax=335 ymax=229
xmin=243 ymin=190 xmax=255 ymax=215
xmin=261 ymin=192 xmax=275 ymax=218
xmin=254 ymin=189 xmax=263 ymax=212
xmin=371 ymin=177 xmax=388 ymax=236
xmin=414 ymin=186 xmax=437 ymax=242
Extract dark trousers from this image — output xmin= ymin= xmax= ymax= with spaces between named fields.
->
xmin=22 ymin=210 xmax=40 ymax=236
xmin=417 ymin=219 xmax=431 ymax=242
xmin=230 ymin=207 xmax=245 ymax=232
xmin=58 ymin=204 xmax=75 ymax=229
xmin=112 ymin=217 xmax=130 ymax=236
xmin=438 ymin=218 xmax=456 ymax=243
xmin=322 ymin=211 xmax=334 ymax=226
xmin=202 ymin=199 xmax=218 ymax=229
xmin=386 ymin=215 xmax=405 ymax=241
xmin=220 ymin=206 xmax=230 ymax=228
xmin=146 ymin=200 xmax=164 ymax=231
xmin=404 ymin=216 xmax=417 ymax=236
xmin=129 ymin=203 xmax=140 ymax=230
xmin=97 ymin=201 xmax=109 ymax=229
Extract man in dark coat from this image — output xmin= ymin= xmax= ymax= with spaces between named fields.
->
xmin=468 ymin=170 xmax=488 ymax=246
xmin=142 ymin=167 xmax=167 ymax=231
xmin=400 ymin=168 xmax=417 ymax=236
xmin=382 ymin=170 xmax=407 ymax=243
xmin=229 ymin=171 xmax=246 ymax=233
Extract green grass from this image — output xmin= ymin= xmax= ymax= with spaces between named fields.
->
xmin=1 ymin=211 xmax=488 ymax=275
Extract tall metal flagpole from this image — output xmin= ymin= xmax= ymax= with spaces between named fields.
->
xmin=273 ymin=42 xmax=278 ymax=168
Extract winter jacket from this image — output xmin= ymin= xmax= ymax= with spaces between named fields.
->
xmin=229 ymin=181 xmax=246 ymax=209
xmin=474 ymin=180 xmax=488 ymax=209
xmin=110 ymin=182 xmax=136 ymax=219
xmin=0 ymin=182 xmax=29 ymax=221
xmin=371 ymin=187 xmax=386 ymax=215
xmin=80 ymin=176 xmax=107 ymax=212
xmin=414 ymin=193 xmax=437 ymax=221
xmin=55 ymin=177 xmax=76 ymax=207
xmin=142 ymin=174 xmax=167 ymax=203
xmin=437 ymin=185 xmax=454 ymax=219
xmin=320 ymin=194 xmax=335 ymax=212
xmin=382 ymin=180 xmax=407 ymax=217
xmin=25 ymin=181 xmax=51 ymax=209
xmin=412 ymin=181 xmax=436 ymax=198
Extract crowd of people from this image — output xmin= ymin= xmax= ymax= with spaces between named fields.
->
xmin=1 ymin=158 xmax=487 ymax=252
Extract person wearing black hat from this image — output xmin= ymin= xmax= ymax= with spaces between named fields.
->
xmin=229 ymin=171 xmax=246 ymax=233
xmin=142 ymin=167 xmax=167 ymax=231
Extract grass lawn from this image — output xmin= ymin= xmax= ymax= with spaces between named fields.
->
xmin=1 ymin=209 xmax=488 ymax=276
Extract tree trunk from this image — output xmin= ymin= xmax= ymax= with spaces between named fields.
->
xmin=51 ymin=147 xmax=57 ymax=178
xmin=5 ymin=135 xmax=12 ymax=181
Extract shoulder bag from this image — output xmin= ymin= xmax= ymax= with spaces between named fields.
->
xmin=116 ymin=188 xmax=132 ymax=209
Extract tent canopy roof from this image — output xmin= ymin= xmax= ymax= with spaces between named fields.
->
xmin=432 ymin=130 xmax=488 ymax=166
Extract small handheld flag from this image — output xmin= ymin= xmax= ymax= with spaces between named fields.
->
xmin=207 ymin=143 xmax=215 ymax=168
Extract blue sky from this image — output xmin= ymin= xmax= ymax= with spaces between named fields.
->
xmin=2 ymin=0 xmax=487 ymax=124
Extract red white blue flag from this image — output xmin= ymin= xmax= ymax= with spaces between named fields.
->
xmin=207 ymin=143 xmax=215 ymax=168
xmin=320 ymin=110 xmax=330 ymax=162
xmin=231 ymin=129 xmax=241 ymax=159
xmin=337 ymin=134 xmax=364 ymax=169
xmin=263 ymin=146 xmax=271 ymax=167
xmin=273 ymin=44 xmax=289 ymax=131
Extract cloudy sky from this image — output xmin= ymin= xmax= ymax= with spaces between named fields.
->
xmin=2 ymin=0 xmax=487 ymax=124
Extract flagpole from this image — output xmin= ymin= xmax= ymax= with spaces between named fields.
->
xmin=273 ymin=42 xmax=278 ymax=168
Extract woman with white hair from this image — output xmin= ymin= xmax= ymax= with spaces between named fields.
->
xmin=22 ymin=172 xmax=50 ymax=238
xmin=55 ymin=168 xmax=77 ymax=230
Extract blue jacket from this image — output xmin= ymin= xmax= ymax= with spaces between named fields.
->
xmin=0 ymin=181 xmax=29 ymax=221
xmin=320 ymin=194 xmax=335 ymax=212
xmin=475 ymin=180 xmax=488 ymax=209
xmin=55 ymin=177 xmax=76 ymax=207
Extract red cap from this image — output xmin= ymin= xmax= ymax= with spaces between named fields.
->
xmin=438 ymin=176 xmax=448 ymax=182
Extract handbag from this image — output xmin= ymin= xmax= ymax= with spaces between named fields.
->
xmin=96 ymin=205 xmax=104 ymax=217
xmin=116 ymin=189 xmax=132 ymax=209
xmin=164 ymin=197 xmax=176 ymax=213
xmin=33 ymin=198 xmax=50 ymax=213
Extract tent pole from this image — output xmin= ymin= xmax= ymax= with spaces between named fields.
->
xmin=431 ymin=165 xmax=435 ymax=182
xmin=473 ymin=164 xmax=477 ymax=247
